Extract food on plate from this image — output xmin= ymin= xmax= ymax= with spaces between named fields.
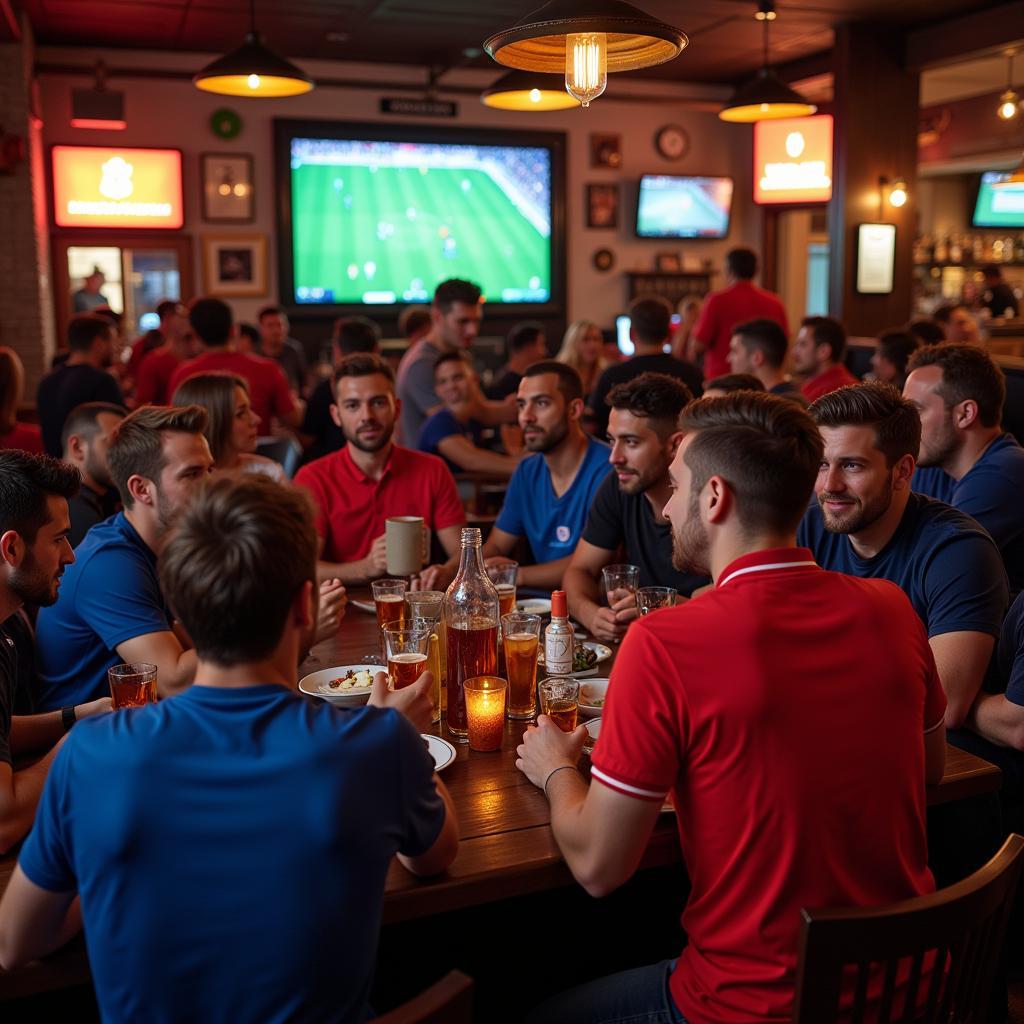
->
xmin=325 ymin=668 xmax=374 ymax=691
xmin=572 ymin=643 xmax=598 ymax=673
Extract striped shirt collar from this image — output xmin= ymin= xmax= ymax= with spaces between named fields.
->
xmin=716 ymin=548 xmax=820 ymax=589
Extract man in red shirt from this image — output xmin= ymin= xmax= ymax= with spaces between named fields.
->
xmin=295 ymin=354 xmax=465 ymax=585
xmin=794 ymin=315 xmax=858 ymax=401
xmin=692 ymin=248 xmax=788 ymax=380
xmin=167 ymin=298 xmax=303 ymax=431
xmin=517 ymin=391 xmax=946 ymax=1024
xmin=135 ymin=319 xmax=198 ymax=406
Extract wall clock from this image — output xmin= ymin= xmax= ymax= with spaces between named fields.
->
xmin=655 ymin=124 xmax=689 ymax=161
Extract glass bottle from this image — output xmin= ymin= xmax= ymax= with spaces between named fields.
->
xmin=444 ymin=528 xmax=499 ymax=741
xmin=544 ymin=590 xmax=574 ymax=676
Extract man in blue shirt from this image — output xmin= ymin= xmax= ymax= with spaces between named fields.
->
xmin=0 ymin=474 xmax=457 ymax=1022
xmin=484 ymin=361 xmax=611 ymax=589
xmin=903 ymin=343 xmax=1024 ymax=596
xmin=798 ymin=382 xmax=1009 ymax=729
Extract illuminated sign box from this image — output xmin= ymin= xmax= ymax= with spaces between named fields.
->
xmin=52 ymin=146 xmax=184 ymax=229
xmin=754 ymin=115 xmax=833 ymax=205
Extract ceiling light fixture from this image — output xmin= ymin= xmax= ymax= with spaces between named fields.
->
xmin=482 ymin=70 xmax=581 ymax=110
xmin=719 ymin=0 xmax=816 ymax=123
xmin=194 ymin=0 xmax=314 ymax=98
xmin=483 ymin=0 xmax=686 ymax=109
xmin=70 ymin=61 xmax=126 ymax=130
xmin=997 ymin=52 xmax=1019 ymax=121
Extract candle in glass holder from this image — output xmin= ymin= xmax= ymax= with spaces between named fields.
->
xmin=464 ymin=676 xmax=507 ymax=752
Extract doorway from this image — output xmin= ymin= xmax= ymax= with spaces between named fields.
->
xmin=775 ymin=209 xmax=830 ymax=321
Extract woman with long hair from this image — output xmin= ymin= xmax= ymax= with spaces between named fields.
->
xmin=555 ymin=320 xmax=608 ymax=399
xmin=0 ymin=347 xmax=43 ymax=454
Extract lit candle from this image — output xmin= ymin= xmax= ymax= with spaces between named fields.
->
xmin=465 ymin=676 xmax=507 ymax=752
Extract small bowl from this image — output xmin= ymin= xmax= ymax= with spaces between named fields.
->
xmin=298 ymin=664 xmax=380 ymax=706
xmin=578 ymin=678 xmax=610 ymax=718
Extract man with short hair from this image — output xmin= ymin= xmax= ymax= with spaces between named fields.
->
xmin=482 ymin=362 xmax=611 ymax=589
xmin=295 ymin=354 xmax=466 ymax=585
xmin=934 ymin=303 xmax=981 ymax=345
xmin=72 ymin=267 xmax=107 ymax=313
xmin=134 ymin=306 xmax=199 ymax=406
xmin=61 ymin=402 xmax=126 ymax=547
xmin=871 ymin=330 xmax=919 ymax=389
xmin=702 ymin=373 xmax=764 ymax=396
xmin=904 ymin=343 xmax=1024 ymax=594
xmin=793 ymin=315 xmax=858 ymax=401
xmin=692 ymin=247 xmax=789 ymax=379
xmin=798 ymin=382 xmax=1008 ymax=727
xmin=517 ymin=391 xmax=944 ymax=1023
xmin=589 ymin=296 xmax=703 ymax=436
xmin=37 ymin=314 xmax=124 ymax=456
xmin=0 ymin=451 xmax=110 ymax=853
xmin=398 ymin=304 xmax=433 ymax=346
xmin=486 ymin=321 xmax=547 ymax=400
xmin=727 ymin=317 xmax=806 ymax=403
xmin=35 ymin=405 xmax=215 ymax=709
xmin=0 ymin=474 xmax=458 ymax=1020
xmin=565 ymin=373 xmax=707 ymax=644
xmin=127 ymin=300 xmax=189 ymax=384
xmin=981 ymin=264 xmax=1019 ymax=319
xmin=167 ymin=297 xmax=303 ymax=431
xmin=257 ymin=305 xmax=309 ymax=393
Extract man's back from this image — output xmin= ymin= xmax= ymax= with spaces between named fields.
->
xmin=37 ymin=364 xmax=124 ymax=456
xmin=590 ymin=354 xmax=702 ymax=435
xmin=19 ymin=686 xmax=443 ymax=1024
xmin=134 ymin=346 xmax=181 ymax=406
xmin=395 ymin=338 xmax=442 ymax=445
xmin=695 ymin=282 xmax=789 ymax=380
xmin=592 ymin=552 xmax=943 ymax=1023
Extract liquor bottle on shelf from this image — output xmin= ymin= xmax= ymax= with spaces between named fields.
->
xmin=935 ymin=236 xmax=949 ymax=263
xmin=444 ymin=528 xmax=499 ymax=741
xmin=949 ymin=235 xmax=963 ymax=265
xmin=1015 ymin=235 xmax=1024 ymax=263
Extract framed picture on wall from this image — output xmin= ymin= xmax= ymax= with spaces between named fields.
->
xmin=200 ymin=153 xmax=255 ymax=222
xmin=586 ymin=183 xmax=619 ymax=229
xmin=202 ymin=234 xmax=268 ymax=297
xmin=590 ymin=133 xmax=622 ymax=169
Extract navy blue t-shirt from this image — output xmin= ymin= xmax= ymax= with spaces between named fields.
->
xmin=35 ymin=513 xmax=170 ymax=709
xmin=36 ymin=363 xmax=124 ymax=456
xmin=417 ymin=409 xmax=485 ymax=473
xmin=18 ymin=686 xmax=444 ymax=1024
xmin=797 ymin=492 xmax=1008 ymax=638
xmin=912 ymin=434 xmax=1024 ymax=596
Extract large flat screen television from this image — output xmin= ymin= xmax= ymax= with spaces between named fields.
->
xmin=274 ymin=120 xmax=565 ymax=311
xmin=972 ymin=171 xmax=1024 ymax=229
xmin=635 ymin=174 xmax=733 ymax=239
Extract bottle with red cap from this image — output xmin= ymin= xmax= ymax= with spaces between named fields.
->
xmin=544 ymin=590 xmax=574 ymax=676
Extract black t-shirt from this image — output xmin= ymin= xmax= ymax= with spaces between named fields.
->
xmin=485 ymin=369 xmax=521 ymax=401
xmin=37 ymin=363 xmax=125 ymax=456
xmin=590 ymin=354 xmax=704 ymax=435
xmin=582 ymin=472 xmax=709 ymax=596
xmin=301 ymin=378 xmax=346 ymax=464
xmin=0 ymin=622 xmax=16 ymax=765
xmin=68 ymin=482 xmax=121 ymax=549
xmin=984 ymin=282 xmax=1019 ymax=319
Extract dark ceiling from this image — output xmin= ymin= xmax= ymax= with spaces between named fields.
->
xmin=5 ymin=0 xmax=1009 ymax=85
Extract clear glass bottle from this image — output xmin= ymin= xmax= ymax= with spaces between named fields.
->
xmin=444 ymin=528 xmax=499 ymax=741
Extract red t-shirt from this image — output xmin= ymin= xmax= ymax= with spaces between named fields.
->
xmin=135 ymin=347 xmax=182 ymax=406
xmin=591 ymin=548 xmax=945 ymax=1024
xmin=0 ymin=422 xmax=44 ymax=454
xmin=694 ymin=281 xmax=790 ymax=379
xmin=167 ymin=351 xmax=296 ymax=428
xmin=294 ymin=444 xmax=466 ymax=564
xmin=801 ymin=362 xmax=859 ymax=403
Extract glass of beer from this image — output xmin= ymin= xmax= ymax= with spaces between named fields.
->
xmin=372 ymin=578 xmax=407 ymax=658
xmin=384 ymin=627 xmax=430 ymax=690
xmin=108 ymin=662 xmax=158 ymax=709
xmin=636 ymin=587 xmax=678 ymax=616
xmin=502 ymin=612 xmax=541 ymax=719
xmin=539 ymin=677 xmax=580 ymax=733
xmin=488 ymin=562 xmax=519 ymax=617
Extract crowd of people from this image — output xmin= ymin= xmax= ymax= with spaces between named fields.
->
xmin=0 ymin=251 xmax=1021 ymax=1022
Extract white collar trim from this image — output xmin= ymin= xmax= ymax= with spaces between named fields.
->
xmin=718 ymin=560 xmax=818 ymax=589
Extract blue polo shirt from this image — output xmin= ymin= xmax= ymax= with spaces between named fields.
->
xmin=417 ymin=409 xmax=486 ymax=473
xmin=797 ymin=492 xmax=1008 ymax=638
xmin=35 ymin=512 xmax=170 ymax=710
xmin=912 ymin=434 xmax=1024 ymax=596
xmin=496 ymin=435 xmax=611 ymax=564
xmin=18 ymin=686 xmax=444 ymax=1024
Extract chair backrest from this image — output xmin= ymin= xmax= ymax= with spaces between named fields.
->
xmin=375 ymin=970 xmax=473 ymax=1024
xmin=792 ymin=833 xmax=1024 ymax=1024
xmin=255 ymin=436 xmax=302 ymax=479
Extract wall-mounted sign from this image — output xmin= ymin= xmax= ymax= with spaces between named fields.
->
xmin=856 ymin=223 xmax=896 ymax=295
xmin=52 ymin=145 xmax=184 ymax=229
xmin=380 ymin=98 xmax=457 ymax=118
xmin=754 ymin=115 xmax=833 ymax=205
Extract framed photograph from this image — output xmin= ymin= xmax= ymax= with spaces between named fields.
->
xmin=201 ymin=152 xmax=255 ymax=222
xmin=655 ymin=252 xmax=681 ymax=272
xmin=202 ymin=234 xmax=268 ymax=297
xmin=590 ymin=133 xmax=621 ymax=169
xmin=586 ymin=183 xmax=619 ymax=229
xmin=856 ymin=223 xmax=896 ymax=295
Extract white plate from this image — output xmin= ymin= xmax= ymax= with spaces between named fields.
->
xmin=578 ymin=678 xmax=610 ymax=718
xmin=423 ymin=734 xmax=457 ymax=773
xmin=298 ymin=664 xmax=381 ymax=706
xmin=538 ymin=641 xmax=612 ymax=677
xmin=517 ymin=598 xmax=551 ymax=615
xmin=349 ymin=598 xmax=376 ymax=615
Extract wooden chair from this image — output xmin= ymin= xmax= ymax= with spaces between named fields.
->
xmin=375 ymin=971 xmax=473 ymax=1024
xmin=792 ymin=833 xmax=1024 ymax=1023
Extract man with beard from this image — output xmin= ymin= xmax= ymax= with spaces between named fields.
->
xmin=516 ymin=392 xmax=945 ymax=1024
xmin=0 ymin=475 xmax=457 ymax=1019
xmin=903 ymin=343 xmax=1024 ymax=596
xmin=295 ymin=353 xmax=465 ymax=585
xmin=564 ymin=374 xmax=707 ymax=644
xmin=0 ymin=452 xmax=111 ymax=852
xmin=792 ymin=316 xmax=857 ymax=402
xmin=61 ymin=402 xmax=126 ymax=547
xmin=35 ymin=406 xmax=214 ymax=709
xmin=37 ymin=314 xmax=125 ymax=456
xmin=482 ymin=362 xmax=610 ymax=590
xmin=798 ymin=381 xmax=1008 ymax=727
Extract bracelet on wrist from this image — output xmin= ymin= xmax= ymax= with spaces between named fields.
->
xmin=61 ymin=706 xmax=77 ymax=733
xmin=543 ymin=764 xmax=580 ymax=799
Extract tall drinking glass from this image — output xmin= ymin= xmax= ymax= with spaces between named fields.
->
xmin=372 ymin=578 xmax=407 ymax=659
xmin=409 ymin=613 xmax=443 ymax=724
xmin=488 ymin=562 xmax=519 ymax=618
xmin=407 ymin=591 xmax=446 ymax=718
xmin=384 ymin=627 xmax=430 ymax=690
xmin=502 ymin=612 xmax=541 ymax=720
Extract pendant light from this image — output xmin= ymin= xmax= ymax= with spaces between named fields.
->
xmin=997 ymin=52 xmax=1019 ymax=121
xmin=719 ymin=0 xmax=815 ymax=123
xmin=484 ymin=0 xmax=687 ymax=109
xmin=194 ymin=0 xmax=314 ymax=98
xmin=482 ymin=70 xmax=582 ymax=111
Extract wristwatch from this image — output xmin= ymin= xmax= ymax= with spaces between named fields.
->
xmin=61 ymin=705 xmax=77 ymax=733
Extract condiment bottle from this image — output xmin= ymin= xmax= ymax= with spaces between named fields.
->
xmin=544 ymin=590 xmax=574 ymax=676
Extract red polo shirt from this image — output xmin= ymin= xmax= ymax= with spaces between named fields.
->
xmin=801 ymin=362 xmax=859 ymax=402
xmin=693 ymin=281 xmax=789 ymax=379
xmin=591 ymin=548 xmax=944 ymax=1024
xmin=135 ymin=347 xmax=181 ymax=406
xmin=294 ymin=444 xmax=465 ymax=563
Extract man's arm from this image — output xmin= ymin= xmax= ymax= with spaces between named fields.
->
xmin=968 ymin=692 xmax=1024 ymax=752
xmin=9 ymin=698 xmax=111 ymax=758
xmin=519 ymin=556 xmax=573 ymax=591
xmin=924 ymin=717 xmax=946 ymax=786
xmin=475 ymin=395 xmax=518 ymax=427
xmin=436 ymin=435 xmax=519 ymax=477
xmin=397 ymin=777 xmax=459 ymax=877
xmin=930 ymin=631 xmax=996 ymax=728
xmin=117 ymin=632 xmax=197 ymax=698
xmin=0 ymin=746 xmax=64 ymax=854
xmin=482 ymin=525 xmax=520 ymax=562
xmin=0 ymin=866 xmax=80 ymax=969
xmin=565 ymin=540 xmax=638 ymax=644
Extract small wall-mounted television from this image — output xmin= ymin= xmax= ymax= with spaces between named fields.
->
xmin=635 ymin=175 xmax=734 ymax=239
xmin=274 ymin=120 xmax=565 ymax=312
xmin=972 ymin=171 xmax=1024 ymax=229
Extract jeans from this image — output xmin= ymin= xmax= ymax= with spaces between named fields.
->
xmin=526 ymin=959 xmax=688 ymax=1024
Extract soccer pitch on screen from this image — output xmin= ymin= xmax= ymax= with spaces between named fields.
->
xmin=290 ymin=138 xmax=553 ymax=305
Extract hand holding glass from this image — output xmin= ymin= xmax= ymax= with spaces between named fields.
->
xmin=384 ymin=627 xmax=430 ymax=690
xmin=108 ymin=662 xmax=157 ymax=709
xmin=539 ymin=677 xmax=579 ymax=733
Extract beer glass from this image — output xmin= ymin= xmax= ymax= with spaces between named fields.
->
xmin=539 ymin=677 xmax=580 ymax=733
xmin=501 ymin=612 xmax=541 ymax=720
xmin=108 ymin=662 xmax=157 ymax=709
xmin=384 ymin=627 xmax=430 ymax=690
